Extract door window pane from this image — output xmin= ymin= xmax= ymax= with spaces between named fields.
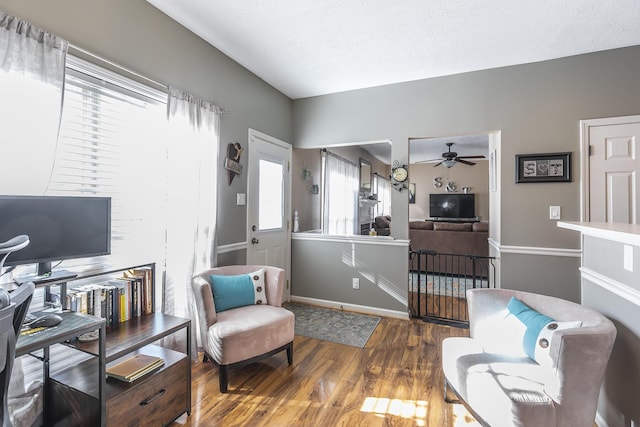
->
xmin=259 ymin=158 xmax=283 ymax=230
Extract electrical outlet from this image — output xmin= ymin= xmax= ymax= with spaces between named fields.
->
xmin=352 ymin=278 xmax=359 ymax=290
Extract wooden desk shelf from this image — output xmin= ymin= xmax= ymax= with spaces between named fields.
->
xmin=16 ymin=262 xmax=191 ymax=427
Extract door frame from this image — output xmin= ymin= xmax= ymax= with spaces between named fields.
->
xmin=246 ymin=128 xmax=292 ymax=300
xmin=580 ymin=115 xmax=640 ymax=221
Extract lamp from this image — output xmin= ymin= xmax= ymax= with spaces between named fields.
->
xmin=442 ymin=159 xmax=456 ymax=168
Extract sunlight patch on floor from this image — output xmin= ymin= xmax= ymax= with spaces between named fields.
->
xmin=360 ymin=397 xmax=429 ymax=426
xmin=451 ymin=403 xmax=482 ymax=426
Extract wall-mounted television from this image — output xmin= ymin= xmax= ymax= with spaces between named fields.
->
xmin=0 ymin=195 xmax=111 ymax=277
xmin=429 ymin=193 xmax=475 ymax=220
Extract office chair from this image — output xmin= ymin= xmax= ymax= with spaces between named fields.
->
xmin=0 ymin=235 xmax=34 ymax=427
xmin=0 ymin=235 xmax=29 ymax=276
xmin=0 ymin=293 xmax=16 ymax=427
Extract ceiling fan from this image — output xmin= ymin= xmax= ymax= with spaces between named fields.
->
xmin=418 ymin=142 xmax=485 ymax=168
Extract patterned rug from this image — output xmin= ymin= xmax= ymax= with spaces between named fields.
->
xmin=284 ymin=302 xmax=381 ymax=348
xmin=409 ymin=273 xmax=489 ymax=297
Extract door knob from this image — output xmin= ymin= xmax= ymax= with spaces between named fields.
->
xmin=251 ymin=237 xmax=260 ymax=244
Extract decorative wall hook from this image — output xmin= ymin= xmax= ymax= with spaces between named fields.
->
xmin=225 ymin=142 xmax=243 ymax=185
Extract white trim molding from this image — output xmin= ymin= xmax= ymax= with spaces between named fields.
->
xmin=217 ymin=241 xmax=248 ymax=254
xmin=290 ymin=295 xmax=410 ymax=320
xmin=580 ymin=266 xmax=640 ymax=307
xmin=559 ymin=221 xmax=640 ymax=247
xmin=488 ymin=238 xmax=581 ymax=257
xmin=292 ymin=232 xmax=410 ymax=247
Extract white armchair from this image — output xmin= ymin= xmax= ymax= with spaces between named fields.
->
xmin=442 ymin=288 xmax=616 ymax=426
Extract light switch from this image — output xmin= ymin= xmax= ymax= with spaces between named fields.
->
xmin=236 ymin=193 xmax=246 ymax=206
xmin=549 ymin=206 xmax=561 ymax=220
xmin=624 ymin=245 xmax=634 ymax=272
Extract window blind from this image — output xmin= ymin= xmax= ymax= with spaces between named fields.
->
xmin=48 ymin=56 xmax=168 ymax=267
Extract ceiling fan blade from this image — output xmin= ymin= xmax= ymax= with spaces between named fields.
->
xmin=433 ymin=161 xmax=443 ymax=167
xmin=457 ymin=155 xmax=486 ymax=159
xmin=457 ymin=159 xmax=476 ymax=166
xmin=415 ymin=158 xmax=444 ymax=164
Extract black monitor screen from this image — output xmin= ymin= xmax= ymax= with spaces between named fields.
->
xmin=0 ymin=195 xmax=111 ymax=269
xmin=429 ymin=193 xmax=475 ymax=219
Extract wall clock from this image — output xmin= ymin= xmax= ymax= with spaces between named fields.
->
xmin=391 ymin=162 xmax=408 ymax=183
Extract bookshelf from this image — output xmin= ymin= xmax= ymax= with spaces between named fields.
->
xmin=17 ymin=262 xmax=191 ymax=427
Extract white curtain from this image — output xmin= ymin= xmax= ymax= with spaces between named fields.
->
xmin=376 ymin=174 xmax=392 ymax=217
xmin=164 ymin=88 xmax=221 ymax=357
xmin=0 ymin=13 xmax=68 ymax=426
xmin=0 ymin=12 xmax=67 ymax=195
xmin=322 ymin=151 xmax=359 ymax=235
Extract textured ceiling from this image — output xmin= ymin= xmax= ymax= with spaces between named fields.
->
xmin=147 ymin=0 xmax=640 ymax=99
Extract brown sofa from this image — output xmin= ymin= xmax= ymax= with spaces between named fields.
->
xmin=410 ymin=220 xmax=489 ymax=275
xmin=373 ymin=215 xmax=391 ymax=236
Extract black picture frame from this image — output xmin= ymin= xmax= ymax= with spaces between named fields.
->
xmin=515 ymin=152 xmax=571 ymax=183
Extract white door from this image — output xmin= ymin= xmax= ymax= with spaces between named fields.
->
xmin=583 ymin=116 xmax=640 ymax=223
xmin=247 ymin=129 xmax=291 ymax=297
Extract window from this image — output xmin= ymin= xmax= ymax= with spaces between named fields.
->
xmin=258 ymin=158 xmax=284 ymax=230
xmin=374 ymin=174 xmax=391 ymax=217
xmin=48 ymin=56 xmax=168 ymax=267
xmin=321 ymin=151 xmax=359 ymax=235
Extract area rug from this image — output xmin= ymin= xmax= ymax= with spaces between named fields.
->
xmin=409 ymin=273 xmax=489 ymax=297
xmin=284 ymin=302 xmax=380 ymax=348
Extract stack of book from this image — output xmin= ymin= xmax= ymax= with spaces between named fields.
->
xmin=106 ymin=353 xmax=164 ymax=383
xmin=65 ymin=266 xmax=154 ymax=327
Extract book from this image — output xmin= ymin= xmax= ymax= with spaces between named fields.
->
xmin=106 ymin=353 xmax=164 ymax=383
xmin=124 ymin=267 xmax=154 ymax=314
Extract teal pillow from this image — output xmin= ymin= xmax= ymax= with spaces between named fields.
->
xmin=506 ymin=297 xmax=554 ymax=360
xmin=209 ymin=269 xmax=266 ymax=312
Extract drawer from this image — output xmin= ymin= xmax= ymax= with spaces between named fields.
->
xmin=107 ymin=357 xmax=188 ymax=427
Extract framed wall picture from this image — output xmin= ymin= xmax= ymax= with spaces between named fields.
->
xmin=515 ymin=152 xmax=571 ymax=183
xmin=408 ymin=183 xmax=416 ymax=204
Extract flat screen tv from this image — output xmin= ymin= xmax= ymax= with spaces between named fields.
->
xmin=429 ymin=193 xmax=475 ymax=220
xmin=0 ymin=195 xmax=111 ymax=276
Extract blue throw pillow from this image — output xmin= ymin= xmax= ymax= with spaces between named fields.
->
xmin=209 ymin=269 xmax=266 ymax=312
xmin=506 ymin=297 xmax=554 ymax=360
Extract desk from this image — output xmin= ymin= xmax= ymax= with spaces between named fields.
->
xmin=16 ymin=312 xmax=106 ymax=427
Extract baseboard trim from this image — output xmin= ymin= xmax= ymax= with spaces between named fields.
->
xmin=290 ymin=295 xmax=409 ymax=320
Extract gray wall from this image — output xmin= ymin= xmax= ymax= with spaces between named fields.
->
xmin=291 ymin=237 xmax=408 ymax=313
xmin=0 ymin=0 xmax=293 ymax=249
xmin=581 ymin=235 xmax=640 ymax=426
xmin=293 ymin=46 xmax=640 ymax=302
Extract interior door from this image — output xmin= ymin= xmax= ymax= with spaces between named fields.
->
xmin=585 ymin=117 xmax=640 ymax=223
xmin=247 ymin=129 xmax=291 ymax=297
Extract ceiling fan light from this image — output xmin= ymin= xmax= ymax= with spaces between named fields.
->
xmin=442 ymin=159 xmax=456 ymax=168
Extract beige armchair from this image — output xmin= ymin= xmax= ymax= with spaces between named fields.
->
xmin=442 ymin=288 xmax=616 ymax=427
xmin=191 ymin=265 xmax=294 ymax=393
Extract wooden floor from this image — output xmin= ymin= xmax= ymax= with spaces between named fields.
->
xmin=409 ymin=293 xmax=468 ymax=323
xmin=169 ymin=314 xmax=481 ymax=427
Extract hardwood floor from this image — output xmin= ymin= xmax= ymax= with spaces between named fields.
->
xmin=169 ymin=315 xmax=481 ymax=426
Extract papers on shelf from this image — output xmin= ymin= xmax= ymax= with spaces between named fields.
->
xmin=106 ymin=353 xmax=164 ymax=383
